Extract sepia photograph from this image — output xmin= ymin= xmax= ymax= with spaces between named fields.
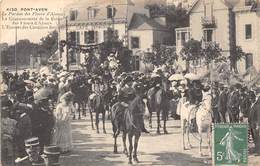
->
xmin=1 ymin=0 xmax=260 ymax=165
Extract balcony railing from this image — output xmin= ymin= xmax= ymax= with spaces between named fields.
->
xmin=201 ymin=16 xmax=216 ymax=28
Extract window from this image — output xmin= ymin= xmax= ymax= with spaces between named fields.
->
xmin=84 ymin=31 xmax=98 ymax=44
xmin=69 ymin=10 xmax=78 ymax=21
xmin=245 ymin=24 xmax=252 ymax=39
xmin=203 ymin=29 xmax=213 ymax=42
xmin=131 ymin=37 xmax=140 ymax=49
xmin=107 ymin=6 xmax=116 ymax=19
xmin=245 ymin=53 xmax=253 ymax=69
xmin=245 ymin=0 xmax=254 ymax=6
xmin=68 ymin=31 xmax=80 ymax=65
xmin=87 ymin=7 xmax=96 ymax=19
xmin=133 ymin=55 xmax=140 ymax=71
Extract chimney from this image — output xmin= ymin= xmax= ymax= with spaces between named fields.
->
xmin=153 ymin=16 xmax=167 ymax=26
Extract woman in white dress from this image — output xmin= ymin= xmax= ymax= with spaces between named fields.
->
xmin=52 ymin=91 xmax=75 ymax=153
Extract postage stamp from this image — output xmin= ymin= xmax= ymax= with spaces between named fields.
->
xmin=213 ymin=123 xmax=248 ymax=166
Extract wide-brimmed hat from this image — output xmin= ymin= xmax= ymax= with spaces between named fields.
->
xmin=60 ymin=91 xmax=74 ymax=102
xmin=25 ymin=137 xmax=40 ymax=147
xmin=44 ymin=145 xmax=60 ymax=155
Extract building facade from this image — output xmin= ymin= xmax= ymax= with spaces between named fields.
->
xmin=175 ymin=0 xmax=238 ymax=71
xmin=59 ymin=0 xmax=149 ymax=70
xmin=234 ymin=0 xmax=260 ymax=72
xmin=59 ymin=0 xmax=171 ymax=71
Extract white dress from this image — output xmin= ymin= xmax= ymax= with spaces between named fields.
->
xmin=52 ymin=103 xmax=75 ymax=152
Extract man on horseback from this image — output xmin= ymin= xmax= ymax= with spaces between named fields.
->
xmin=118 ymin=75 xmax=149 ymax=133
xmin=187 ymin=80 xmax=203 ymax=132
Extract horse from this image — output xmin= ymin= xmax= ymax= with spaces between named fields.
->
xmin=111 ymin=95 xmax=145 ymax=164
xmin=88 ymin=91 xmax=106 ymax=134
xmin=179 ymin=91 xmax=212 ymax=156
xmin=71 ymin=76 xmax=90 ymax=120
xmin=147 ymin=80 xmax=170 ymax=134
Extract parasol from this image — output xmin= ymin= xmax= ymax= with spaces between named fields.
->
xmin=34 ymin=87 xmax=53 ymax=101
xmin=168 ymin=73 xmax=185 ymax=81
xmin=24 ymin=80 xmax=35 ymax=85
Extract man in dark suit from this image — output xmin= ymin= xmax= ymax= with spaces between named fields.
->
xmin=218 ymin=84 xmax=228 ymax=122
xmin=227 ymin=84 xmax=241 ymax=123
xmin=15 ymin=109 xmax=32 ymax=157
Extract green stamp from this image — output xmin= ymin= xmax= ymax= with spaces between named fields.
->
xmin=213 ymin=123 xmax=248 ymax=166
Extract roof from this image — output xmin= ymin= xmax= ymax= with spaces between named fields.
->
xmin=187 ymin=0 xmax=234 ymax=14
xmin=128 ymin=13 xmax=168 ymax=31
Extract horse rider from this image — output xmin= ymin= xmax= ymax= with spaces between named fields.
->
xmin=186 ymin=80 xmax=203 ymax=132
xmin=118 ymin=75 xmax=149 ymax=133
xmin=211 ymin=84 xmax=220 ymax=123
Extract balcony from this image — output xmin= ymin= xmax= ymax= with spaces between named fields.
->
xmin=201 ymin=16 xmax=216 ymax=28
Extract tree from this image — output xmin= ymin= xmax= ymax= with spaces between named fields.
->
xmin=202 ymin=42 xmax=223 ymax=65
xmin=229 ymin=46 xmax=246 ymax=73
xmin=142 ymin=42 xmax=177 ymax=67
xmin=145 ymin=4 xmax=189 ymax=44
xmin=180 ymin=39 xmax=203 ymax=71
xmin=40 ymin=30 xmax=58 ymax=58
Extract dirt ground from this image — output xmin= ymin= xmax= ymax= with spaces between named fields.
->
xmin=60 ymin=113 xmax=260 ymax=166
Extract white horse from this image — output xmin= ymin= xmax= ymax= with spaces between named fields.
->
xmin=177 ymin=91 xmax=212 ymax=156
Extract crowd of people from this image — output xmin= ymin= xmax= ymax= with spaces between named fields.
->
xmin=1 ymin=63 xmax=260 ymax=165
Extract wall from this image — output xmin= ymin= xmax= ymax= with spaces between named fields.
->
xmin=189 ymin=0 xmax=232 ymax=56
xmin=236 ymin=10 xmax=260 ymax=72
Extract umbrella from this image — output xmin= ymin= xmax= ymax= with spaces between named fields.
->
xmin=184 ymin=73 xmax=199 ymax=80
xmin=34 ymin=87 xmax=53 ymax=101
xmin=168 ymin=73 xmax=185 ymax=81
xmin=24 ymin=80 xmax=35 ymax=85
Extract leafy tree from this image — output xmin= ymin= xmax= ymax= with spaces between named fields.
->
xmin=229 ymin=46 xmax=246 ymax=73
xmin=142 ymin=42 xmax=177 ymax=67
xmin=40 ymin=30 xmax=58 ymax=58
xmin=145 ymin=4 xmax=189 ymax=44
xmin=180 ymin=39 xmax=203 ymax=71
xmin=202 ymin=42 xmax=223 ymax=65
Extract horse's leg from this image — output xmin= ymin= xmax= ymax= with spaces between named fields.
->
xmin=102 ymin=111 xmax=106 ymax=134
xmin=73 ymin=102 xmax=76 ymax=120
xmin=182 ymin=120 xmax=186 ymax=150
xmin=163 ymin=110 xmax=168 ymax=134
xmin=128 ymin=133 xmax=133 ymax=164
xmin=96 ymin=111 xmax=100 ymax=134
xmin=78 ymin=103 xmax=81 ymax=120
xmin=89 ymin=105 xmax=95 ymax=130
xmin=149 ymin=111 xmax=152 ymax=128
xmin=207 ymin=129 xmax=212 ymax=157
xmin=156 ymin=110 xmax=160 ymax=134
xmin=187 ymin=121 xmax=192 ymax=149
xmin=199 ymin=131 xmax=203 ymax=156
xmin=113 ymin=124 xmax=120 ymax=153
xmin=133 ymin=133 xmax=140 ymax=163
xmin=122 ymin=132 xmax=128 ymax=156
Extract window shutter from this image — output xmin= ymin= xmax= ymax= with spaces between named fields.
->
xmin=104 ymin=30 xmax=108 ymax=42
xmin=95 ymin=31 xmax=98 ymax=43
xmin=84 ymin=31 xmax=89 ymax=44
xmin=76 ymin=32 xmax=80 ymax=44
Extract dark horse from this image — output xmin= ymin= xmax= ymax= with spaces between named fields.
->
xmin=147 ymin=79 xmax=170 ymax=134
xmin=111 ymin=95 xmax=145 ymax=164
xmin=88 ymin=92 xmax=106 ymax=134
xmin=71 ymin=76 xmax=90 ymax=120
